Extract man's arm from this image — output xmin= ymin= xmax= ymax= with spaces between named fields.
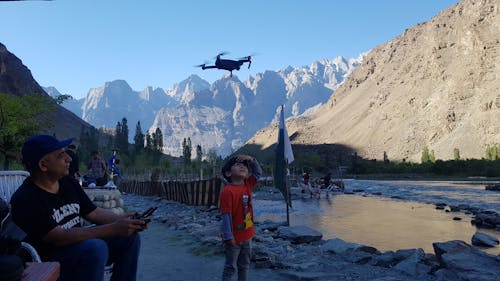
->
xmin=84 ymin=207 xmax=124 ymax=225
xmin=43 ymin=216 xmax=145 ymax=247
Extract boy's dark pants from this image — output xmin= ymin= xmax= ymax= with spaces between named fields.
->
xmin=222 ymin=240 xmax=252 ymax=281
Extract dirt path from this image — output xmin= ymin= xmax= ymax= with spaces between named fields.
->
xmin=135 ymin=222 xmax=289 ymax=281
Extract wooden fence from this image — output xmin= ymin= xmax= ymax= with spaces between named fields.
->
xmin=119 ymin=178 xmax=224 ymax=206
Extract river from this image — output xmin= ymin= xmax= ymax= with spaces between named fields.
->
xmin=254 ymin=179 xmax=500 ymax=255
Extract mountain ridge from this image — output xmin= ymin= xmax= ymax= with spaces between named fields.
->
xmin=244 ymin=0 xmax=500 ymax=162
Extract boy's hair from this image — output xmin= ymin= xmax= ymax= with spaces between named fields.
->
xmin=221 ymin=156 xmax=250 ymax=182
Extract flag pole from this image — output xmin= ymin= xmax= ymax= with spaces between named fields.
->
xmin=275 ymin=104 xmax=294 ymax=227
xmin=285 ymin=177 xmax=290 ymax=226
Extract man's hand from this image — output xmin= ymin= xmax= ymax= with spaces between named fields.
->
xmin=111 ymin=217 xmax=147 ymax=236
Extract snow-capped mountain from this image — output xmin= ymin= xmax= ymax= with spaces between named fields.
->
xmin=54 ymin=55 xmax=363 ymax=156
xmin=81 ymin=80 xmax=177 ymax=129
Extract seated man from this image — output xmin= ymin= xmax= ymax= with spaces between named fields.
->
xmin=10 ymin=135 xmax=146 ymax=281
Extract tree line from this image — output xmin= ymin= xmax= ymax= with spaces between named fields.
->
xmin=76 ymin=117 xmax=223 ymax=179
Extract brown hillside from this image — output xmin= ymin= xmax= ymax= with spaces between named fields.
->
xmin=0 ymin=42 xmax=93 ymax=140
xmin=245 ymin=0 xmax=500 ymax=162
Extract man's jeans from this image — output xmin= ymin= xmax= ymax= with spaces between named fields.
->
xmin=48 ymin=233 xmax=140 ymax=281
xmin=222 ymin=240 xmax=252 ymax=281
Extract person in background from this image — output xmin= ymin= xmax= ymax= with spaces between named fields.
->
xmin=111 ymin=159 xmax=122 ymax=186
xmin=322 ymin=172 xmax=332 ymax=189
xmin=10 ymin=135 xmax=145 ymax=281
xmin=108 ymin=150 xmax=118 ymax=175
xmin=88 ymin=150 xmax=107 ymax=186
xmin=220 ymin=155 xmax=262 ymax=281
xmin=65 ymin=144 xmax=80 ymax=180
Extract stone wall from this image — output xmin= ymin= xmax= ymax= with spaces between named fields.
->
xmin=84 ymin=188 xmax=124 ymax=215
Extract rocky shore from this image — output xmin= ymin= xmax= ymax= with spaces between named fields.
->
xmin=123 ymin=190 xmax=500 ymax=281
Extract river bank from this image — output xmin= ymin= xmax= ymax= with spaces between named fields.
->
xmin=123 ymin=185 xmax=500 ymax=281
xmin=346 ymin=173 xmax=500 ymax=182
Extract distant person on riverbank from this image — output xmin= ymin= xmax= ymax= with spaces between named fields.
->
xmin=65 ymin=144 xmax=80 ymax=180
xmin=322 ymin=172 xmax=332 ymax=189
xmin=220 ymin=155 xmax=262 ymax=281
xmin=111 ymin=158 xmax=122 ymax=185
xmin=10 ymin=135 xmax=145 ymax=281
xmin=88 ymin=150 xmax=107 ymax=186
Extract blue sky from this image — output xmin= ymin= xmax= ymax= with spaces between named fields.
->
xmin=0 ymin=0 xmax=459 ymax=99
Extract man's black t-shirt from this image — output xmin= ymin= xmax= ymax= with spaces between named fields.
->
xmin=10 ymin=176 xmax=96 ymax=259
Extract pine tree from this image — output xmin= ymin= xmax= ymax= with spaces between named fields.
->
xmin=430 ymin=150 xmax=436 ymax=163
xmin=155 ymin=127 xmax=163 ymax=152
xmin=182 ymin=137 xmax=192 ymax=165
xmin=120 ymin=118 xmax=129 ymax=154
xmin=196 ymin=144 xmax=202 ymax=162
xmin=134 ymin=121 xmax=145 ymax=152
xmin=187 ymin=137 xmax=192 ymax=160
xmin=152 ymin=127 xmax=163 ymax=152
xmin=146 ymin=133 xmax=153 ymax=150
xmin=115 ymin=121 xmax=122 ymax=150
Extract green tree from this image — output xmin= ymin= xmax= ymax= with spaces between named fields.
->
xmin=430 ymin=150 xmax=436 ymax=163
xmin=133 ymin=121 xmax=145 ymax=152
xmin=53 ymin=94 xmax=73 ymax=105
xmin=383 ymin=151 xmax=389 ymax=163
xmin=421 ymin=146 xmax=430 ymax=163
xmin=206 ymin=148 xmax=222 ymax=176
xmin=196 ymin=144 xmax=202 ymax=162
xmin=78 ymin=126 xmax=99 ymax=165
xmin=115 ymin=118 xmax=129 ymax=154
xmin=182 ymin=137 xmax=192 ymax=165
xmin=145 ymin=133 xmax=153 ymax=150
xmin=0 ymin=94 xmax=53 ymax=169
xmin=453 ymin=148 xmax=460 ymax=160
xmin=486 ymin=145 xmax=493 ymax=160
xmin=152 ymin=127 xmax=163 ymax=152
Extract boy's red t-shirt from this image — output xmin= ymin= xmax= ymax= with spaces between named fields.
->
xmin=220 ymin=176 xmax=257 ymax=244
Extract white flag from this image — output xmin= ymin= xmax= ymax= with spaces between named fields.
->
xmin=279 ymin=105 xmax=294 ymax=164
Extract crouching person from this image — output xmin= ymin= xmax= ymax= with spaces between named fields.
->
xmin=220 ymin=155 xmax=262 ymax=281
xmin=10 ymin=135 xmax=146 ymax=281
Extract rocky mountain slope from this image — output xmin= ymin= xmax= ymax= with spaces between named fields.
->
xmin=0 ymin=42 xmax=92 ymax=140
xmin=245 ymin=0 xmax=500 ymax=163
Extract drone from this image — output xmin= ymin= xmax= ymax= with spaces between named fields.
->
xmin=196 ymin=52 xmax=252 ymax=77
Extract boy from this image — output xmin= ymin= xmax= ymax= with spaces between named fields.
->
xmin=220 ymin=155 xmax=262 ymax=281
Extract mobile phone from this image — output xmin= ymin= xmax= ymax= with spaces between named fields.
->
xmin=133 ymin=207 xmax=157 ymax=220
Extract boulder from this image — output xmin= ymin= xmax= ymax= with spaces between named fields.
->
xmin=471 ymin=232 xmax=499 ymax=248
xmin=485 ymin=184 xmax=500 ymax=191
xmin=256 ymin=220 xmax=288 ymax=232
xmin=433 ymin=240 xmax=500 ymax=281
xmin=276 ymin=225 xmax=322 ymax=244
xmin=321 ymin=238 xmax=361 ymax=254
xmin=393 ymin=248 xmax=431 ymax=277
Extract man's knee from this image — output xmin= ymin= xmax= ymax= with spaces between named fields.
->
xmin=80 ymin=239 xmax=109 ymax=264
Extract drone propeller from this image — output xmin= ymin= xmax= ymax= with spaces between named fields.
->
xmin=237 ymin=54 xmax=255 ymax=69
xmin=194 ymin=63 xmax=206 ymax=69
xmin=214 ymin=51 xmax=230 ymax=59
